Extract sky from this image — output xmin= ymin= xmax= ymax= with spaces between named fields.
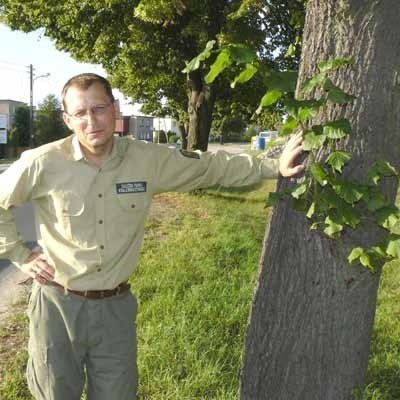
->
xmin=0 ymin=23 xmax=138 ymax=114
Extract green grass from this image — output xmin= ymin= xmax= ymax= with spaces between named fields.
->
xmin=1 ymin=181 xmax=400 ymax=399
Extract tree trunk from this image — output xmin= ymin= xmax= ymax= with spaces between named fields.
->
xmin=178 ymin=124 xmax=188 ymax=149
xmin=187 ymin=70 xmax=215 ymax=151
xmin=240 ymin=1 xmax=400 ymax=399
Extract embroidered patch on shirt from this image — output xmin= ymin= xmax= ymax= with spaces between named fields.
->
xmin=116 ymin=182 xmax=147 ymax=194
xmin=179 ymin=149 xmax=200 ymax=159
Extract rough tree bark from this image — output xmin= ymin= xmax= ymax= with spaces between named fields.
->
xmin=187 ymin=70 xmax=215 ymax=151
xmin=240 ymin=1 xmax=400 ymax=399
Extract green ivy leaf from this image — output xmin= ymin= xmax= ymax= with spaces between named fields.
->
xmin=302 ymin=73 xmax=327 ymax=93
xmin=310 ymin=163 xmax=329 ymax=186
xmin=323 ymin=119 xmax=352 ymax=139
xmin=297 ymin=107 xmax=317 ymax=122
xmin=182 ymin=40 xmax=216 ymax=73
xmin=367 ymin=160 xmax=398 ymax=185
xmin=332 ymin=180 xmax=364 ymax=204
xmin=231 ymin=63 xmax=258 ymax=88
xmin=279 ymin=116 xmax=299 ymax=136
xmin=291 ymin=182 xmax=308 ymax=199
xmin=266 ymin=191 xmax=284 ymax=207
xmin=386 ymin=234 xmax=400 ymax=259
xmin=340 ymin=203 xmax=361 ymax=228
xmin=348 ymin=247 xmax=365 ymax=263
xmin=325 ymin=151 xmax=352 ymax=173
xmin=306 ymin=202 xmax=316 ymax=218
xmin=363 ymin=187 xmax=387 ymax=212
xmin=323 ymin=215 xmax=343 ymax=238
xmin=324 ymin=79 xmax=355 ymax=104
xmin=259 ymin=89 xmax=283 ymax=108
xmin=227 ymin=44 xmax=255 ymax=64
xmin=205 ymin=49 xmax=232 ymax=84
xmin=303 ymin=131 xmax=327 ymax=151
xmin=285 ymin=43 xmax=296 ymax=58
xmin=376 ymin=206 xmax=400 ymax=230
xmin=285 ymin=98 xmax=324 ymax=119
xmin=317 ymin=57 xmax=354 ymax=73
xmin=265 ymin=71 xmax=298 ymax=92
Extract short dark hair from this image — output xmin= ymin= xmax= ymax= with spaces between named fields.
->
xmin=62 ymin=73 xmax=115 ymax=112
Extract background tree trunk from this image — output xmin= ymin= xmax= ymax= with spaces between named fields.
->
xmin=187 ymin=70 xmax=215 ymax=151
xmin=240 ymin=1 xmax=400 ymax=399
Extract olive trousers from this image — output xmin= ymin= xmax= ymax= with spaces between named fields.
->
xmin=26 ymin=282 xmax=138 ymax=400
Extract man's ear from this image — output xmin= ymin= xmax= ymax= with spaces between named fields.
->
xmin=63 ymin=112 xmax=73 ymax=131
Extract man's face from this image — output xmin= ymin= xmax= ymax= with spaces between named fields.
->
xmin=63 ymin=82 xmax=116 ymax=155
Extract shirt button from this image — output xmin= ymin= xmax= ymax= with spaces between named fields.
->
xmin=97 ymin=267 xmax=102 ymax=272
xmin=98 ymin=194 xmax=103 ymax=198
xmin=100 ymin=245 xmax=104 ymax=250
xmin=99 ymin=220 xmax=103 ymax=224
xmin=131 ymin=204 xmax=135 ymax=208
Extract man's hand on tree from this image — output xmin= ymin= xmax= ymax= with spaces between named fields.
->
xmin=278 ymin=131 xmax=305 ymax=178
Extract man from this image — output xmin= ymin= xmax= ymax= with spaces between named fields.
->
xmin=0 ymin=73 xmax=304 ymax=400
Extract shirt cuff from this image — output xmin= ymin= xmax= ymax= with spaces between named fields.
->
xmin=8 ymin=244 xmax=31 ymax=269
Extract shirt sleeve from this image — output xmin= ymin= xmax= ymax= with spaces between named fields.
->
xmin=0 ymin=153 xmax=41 ymax=266
xmin=152 ymin=146 xmax=279 ymax=193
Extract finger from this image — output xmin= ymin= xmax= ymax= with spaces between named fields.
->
xmin=35 ymin=259 xmax=55 ymax=278
xmin=33 ymin=265 xmax=54 ymax=281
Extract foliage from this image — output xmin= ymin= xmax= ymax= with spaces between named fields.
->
xmin=34 ymin=95 xmax=70 ymax=146
xmin=0 ymin=0 xmax=306 ymax=136
xmin=186 ymin=40 xmax=400 ymax=272
xmin=9 ymin=105 xmax=30 ymax=147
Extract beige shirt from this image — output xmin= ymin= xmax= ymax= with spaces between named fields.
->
xmin=0 ymin=135 xmax=278 ymax=290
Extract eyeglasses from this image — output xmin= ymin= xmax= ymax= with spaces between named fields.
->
xmin=65 ymin=103 xmax=112 ymax=121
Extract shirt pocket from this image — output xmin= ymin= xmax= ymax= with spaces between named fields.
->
xmin=48 ymin=190 xmax=85 ymax=244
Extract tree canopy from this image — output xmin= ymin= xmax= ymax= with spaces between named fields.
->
xmin=0 ymin=0 xmax=305 ymax=148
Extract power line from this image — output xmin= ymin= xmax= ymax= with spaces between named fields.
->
xmin=0 ymin=59 xmax=26 ymax=71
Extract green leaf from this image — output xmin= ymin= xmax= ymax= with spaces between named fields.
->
xmin=317 ymin=57 xmax=354 ymax=73
xmin=323 ymin=119 xmax=352 ymax=139
xmin=285 ymin=43 xmax=296 ymax=58
xmin=325 ymin=151 xmax=352 ymax=173
xmin=310 ymin=163 xmax=329 ymax=186
xmin=182 ymin=40 xmax=216 ymax=73
xmin=363 ymin=187 xmax=387 ymax=211
xmin=376 ymin=206 xmax=400 ymax=230
xmin=285 ymin=98 xmax=324 ymax=119
xmin=302 ymin=73 xmax=327 ymax=93
xmin=348 ymin=247 xmax=365 ymax=263
xmin=266 ymin=191 xmax=284 ymax=207
xmin=341 ymin=203 xmax=361 ymax=228
xmin=367 ymin=160 xmax=398 ymax=185
xmin=359 ymin=253 xmax=374 ymax=270
xmin=231 ymin=63 xmax=258 ymax=88
xmin=323 ymin=215 xmax=343 ymax=238
xmin=386 ymin=234 xmax=400 ymax=259
xmin=306 ymin=202 xmax=316 ymax=218
xmin=259 ymin=89 xmax=283 ymax=108
xmin=204 ymin=49 xmax=232 ymax=84
xmin=280 ymin=116 xmax=299 ymax=136
xmin=291 ymin=182 xmax=308 ymax=199
xmin=332 ymin=181 xmax=364 ymax=204
xmin=265 ymin=70 xmax=298 ymax=92
xmin=324 ymin=79 xmax=355 ymax=104
xmin=227 ymin=44 xmax=255 ymax=64
xmin=297 ymin=107 xmax=317 ymax=123
xmin=303 ymin=131 xmax=327 ymax=151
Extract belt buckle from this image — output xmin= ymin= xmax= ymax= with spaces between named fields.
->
xmin=99 ymin=290 xmax=105 ymax=299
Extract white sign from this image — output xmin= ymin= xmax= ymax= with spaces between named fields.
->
xmin=0 ymin=114 xmax=7 ymax=130
xmin=0 ymin=129 xmax=7 ymax=144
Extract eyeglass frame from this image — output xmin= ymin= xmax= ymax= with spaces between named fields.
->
xmin=63 ymin=102 xmax=114 ymax=121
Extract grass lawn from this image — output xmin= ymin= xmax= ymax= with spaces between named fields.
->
xmin=1 ymin=181 xmax=400 ymax=399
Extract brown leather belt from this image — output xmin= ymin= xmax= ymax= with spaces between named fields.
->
xmin=48 ymin=280 xmax=130 ymax=299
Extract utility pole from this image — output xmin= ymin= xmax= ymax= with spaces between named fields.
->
xmin=29 ymin=64 xmax=34 ymax=148
xmin=28 ymin=64 xmax=50 ymax=148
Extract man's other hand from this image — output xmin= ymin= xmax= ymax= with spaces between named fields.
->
xmin=21 ymin=251 xmax=55 ymax=285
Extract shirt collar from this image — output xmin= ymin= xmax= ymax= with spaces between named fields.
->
xmin=71 ymin=134 xmax=121 ymax=163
